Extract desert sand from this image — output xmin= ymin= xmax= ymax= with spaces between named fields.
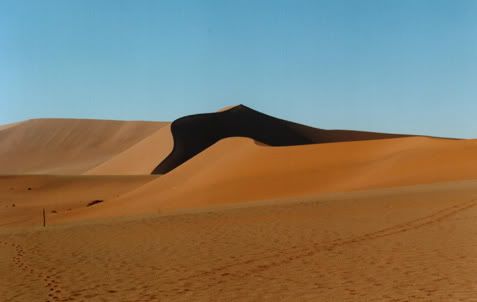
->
xmin=0 ymin=118 xmax=167 ymax=174
xmin=1 ymin=106 xmax=477 ymax=301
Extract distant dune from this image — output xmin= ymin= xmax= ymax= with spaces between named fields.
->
xmin=85 ymin=124 xmax=174 ymax=175
xmin=0 ymin=118 xmax=167 ymax=174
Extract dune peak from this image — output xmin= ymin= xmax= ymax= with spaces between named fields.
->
xmin=151 ymin=105 xmax=409 ymax=174
xmin=216 ymin=104 xmax=248 ymax=112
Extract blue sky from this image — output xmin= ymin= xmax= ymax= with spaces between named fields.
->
xmin=1 ymin=0 xmax=476 ymax=138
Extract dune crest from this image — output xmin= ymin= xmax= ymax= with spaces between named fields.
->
xmin=152 ymin=105 xmax=409 ymax=174
xmin=0 ymin=121 xmax=24 ymax=132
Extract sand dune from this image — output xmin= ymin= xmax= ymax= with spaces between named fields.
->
xmin=2 ymin=106 xmax=477 ymax=301
xmin=65 ymin=135 xmax=477 ymax=222
xmin=1 ymin=107 xmax=475 ymax=225
xmin=2 ymin=107 xmax=474 ymax=223
xmin=0 ymin=118 xmax=166 ymax=174
xmin=85 ymin=124 xmax=173 ymax=175
xmin=0 ymin=121 xmax=23 ymax=132
xmin=153 ymin=105 xmax=408 ymax=174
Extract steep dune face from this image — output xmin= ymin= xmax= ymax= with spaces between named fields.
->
xmin=0 ymin=118 xmax=167 ymax=174
xmin=152 ymin=105 xmax=408 ymax=174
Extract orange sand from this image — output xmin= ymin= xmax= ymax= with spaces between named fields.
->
xmin=65 ymin=136 xmax=477 ymax=221
xmin=2 ymin=181 xmax=477 ymax=301
xmin=85 ymin=125 xmax=173 ymax=175
xmin=0 ymin=119 xmax=166 ymax=174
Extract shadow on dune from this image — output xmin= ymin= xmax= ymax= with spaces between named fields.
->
xmin=152 ymin=105 xmax=409 ymax=174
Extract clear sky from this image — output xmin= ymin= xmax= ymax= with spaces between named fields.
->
xmin=1 ymin=0 xmax=476 ymax=138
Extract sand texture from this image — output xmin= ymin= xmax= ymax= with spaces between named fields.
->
xmin=0 ymin=118 xmax=167 ymax=174
xmin=1 ymin=106 xmax=477 ymax=301
xmin=2 ymin=181 xmax=477 ymax=301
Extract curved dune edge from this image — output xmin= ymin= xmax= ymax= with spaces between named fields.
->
xmin=152 ymin=105 xmax=409 ymax=174
xmin=52 ymin=135 xmax=477 ymax=223
xmin=216 ymin=104 xmax=241 ymax=112
xmin=85 ymin=124 xmax=174 ymax=175
xmin=0 ymin=118 xmax=167 ymax=174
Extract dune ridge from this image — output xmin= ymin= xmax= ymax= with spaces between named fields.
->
xmin=152 ymin=105 xmax=410 ymax=174
xmin=0 ymin=121 xmax=24 ymax=132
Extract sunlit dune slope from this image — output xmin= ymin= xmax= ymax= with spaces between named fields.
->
xmin=0 ymin=118 xmax=167 ymax=174
xmin=85 ymin=125 xmax=173 ymax=175
xmin=153 ymin=105 xmax=408 ymax=174
xmin=57 ymin=135 xmax=477 ymax=222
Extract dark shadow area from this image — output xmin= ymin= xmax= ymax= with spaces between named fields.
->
xmin=152 ymin=105 xmax=410 ymax=174
xmin=87 ymin=199 xmax=104 ymax=207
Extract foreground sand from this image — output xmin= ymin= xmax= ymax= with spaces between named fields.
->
xmin=1 ymin=180 xmax=477 ymax=301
